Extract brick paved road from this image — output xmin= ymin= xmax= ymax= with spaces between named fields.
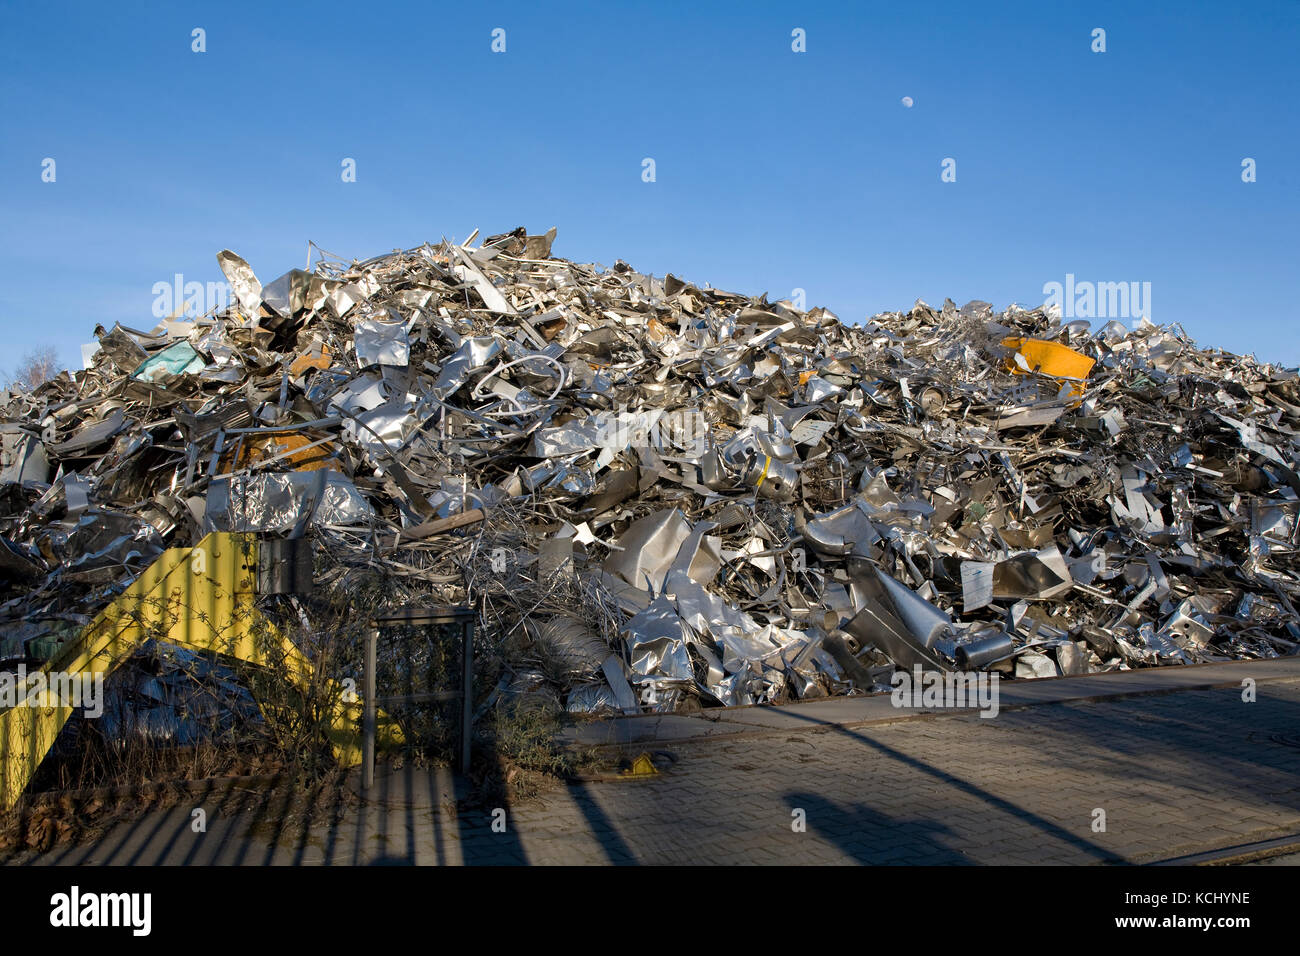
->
xmin=19 ymin=678 xmax=1300 ymax=865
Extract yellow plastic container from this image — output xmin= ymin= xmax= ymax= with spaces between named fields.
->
xmin=1002 ymin=337 xmax=1095 ymax=381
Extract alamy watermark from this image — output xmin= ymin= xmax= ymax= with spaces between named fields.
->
xmin=1042 ymin=274 xmax=1151 ymax=320
xmin=152 ymin=274 xmax=233 ymax=318
xmin=890 ymin=665 xmax=999 ymax=718
xmin=590 ymin=407 xmax=708 ymax=455
xmin=50 ymin=886 xmax=150 ymax=936
xmin=0 ymin=665 xmax=103 ymax=718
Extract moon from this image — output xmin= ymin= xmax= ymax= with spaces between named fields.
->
xmin=901 ymin=96 xmax=914 ymax=108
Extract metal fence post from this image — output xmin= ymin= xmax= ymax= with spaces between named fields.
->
xmin=363 ymin=625 xmax=377 ymax=791
xmin=461 ymin=617 xmax=474 ymax=774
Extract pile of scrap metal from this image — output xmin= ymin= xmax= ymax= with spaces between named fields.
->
xmin=2 ymin=227 xmax=1298 ymax=722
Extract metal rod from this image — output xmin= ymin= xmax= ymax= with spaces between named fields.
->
xmin=221 ymin=417 xmax=342 ymax=434
xmin=363 ymin=626 xmax=377 ymax=791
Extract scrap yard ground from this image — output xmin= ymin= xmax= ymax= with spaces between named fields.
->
xmin=14 ymin=659 xmax=1300 ymax=866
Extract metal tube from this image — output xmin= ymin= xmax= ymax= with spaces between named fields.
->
xmin=363 ymin=626 xmax=377 ymax=791
xmin=955 ymin=631 xmax=1016 ymax=669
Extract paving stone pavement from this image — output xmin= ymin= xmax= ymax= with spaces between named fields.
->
xmin=18 ymin=678 xmax=1300 ymax=865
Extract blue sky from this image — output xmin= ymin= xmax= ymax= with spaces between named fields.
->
xmin=2 ymin=0 xmax=1297 ymax=371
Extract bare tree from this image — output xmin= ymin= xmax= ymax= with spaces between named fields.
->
xmin=7 ymin=346 xmax=61 ymax=391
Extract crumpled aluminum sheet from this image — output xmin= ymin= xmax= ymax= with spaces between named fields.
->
xmin=217 ymin=249 xmax=264 ymax=320
xmin=0 ymin=425 xmax=48 ymax=486
xmin=432 ymin=337 xmax=500 ymax=398
xmin=622 ymin=596 xmax=695 ymax=684
xmin=566 ymin=682 xmax=621 ymax=715
xmin=353 ymin=312 xmax=410 ymax=368
xmin=205 ymin=470 xmax=374 ymax=532
xmin=532 ymin=419 xmax=603 ymax=458
xmin=343 ymin=400 xmax=416 ymax=460
xmin=84 ymin=644 xmax=262 ymax=749
xmin=604 ymin=509 xmax=692 ymax=593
